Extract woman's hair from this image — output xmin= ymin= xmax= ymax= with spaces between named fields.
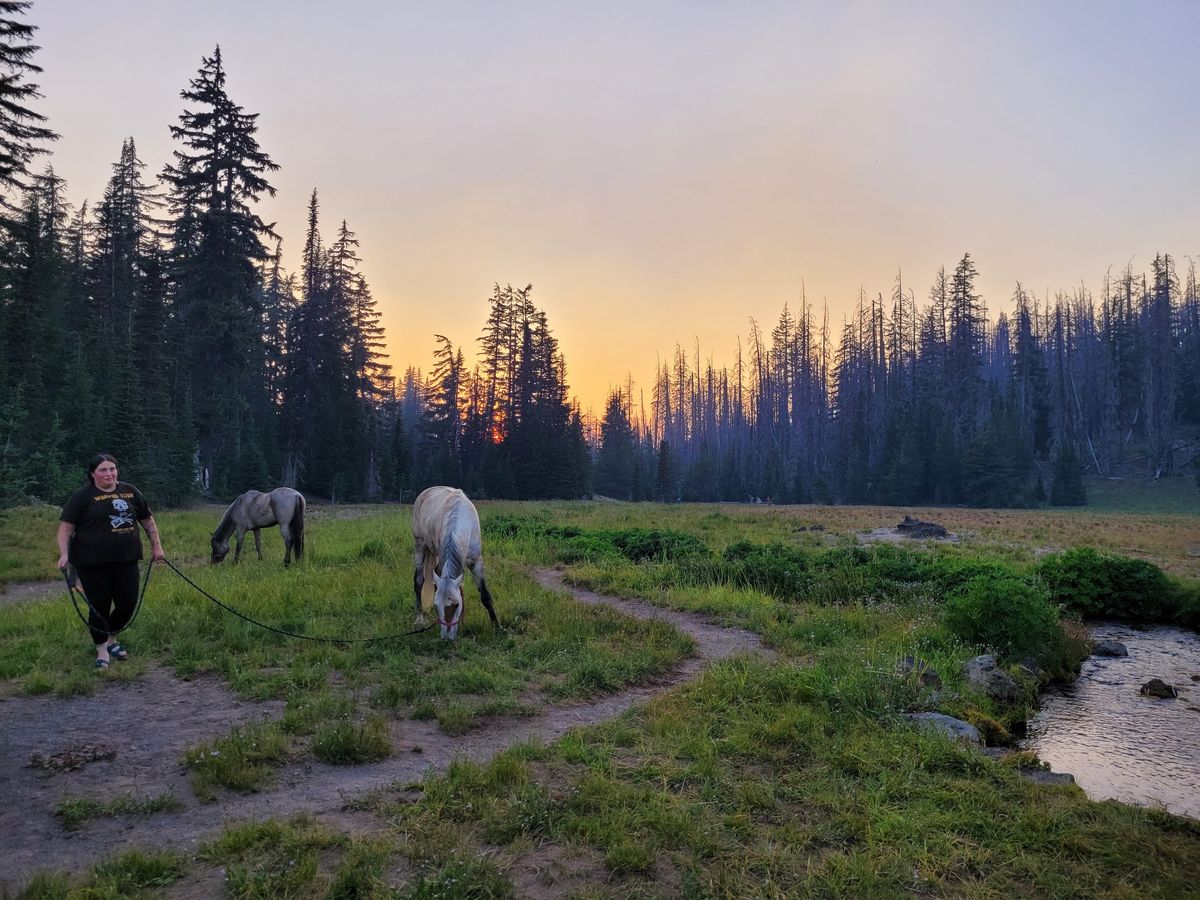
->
xmin=86 ymin=453 xmax=119 ymax=483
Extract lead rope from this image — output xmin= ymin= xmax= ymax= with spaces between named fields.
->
xmin=161 ymin=558 xmax=437 ymax=643
xmin=64 ymin=558 xmax=155 ymax=638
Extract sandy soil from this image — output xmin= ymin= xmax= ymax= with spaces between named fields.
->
xmin=0 ymin=567 xmax=768 ymax=893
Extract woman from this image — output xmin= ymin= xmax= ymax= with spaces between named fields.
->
xmin=56 ymin=454 xmax=165 ymax=669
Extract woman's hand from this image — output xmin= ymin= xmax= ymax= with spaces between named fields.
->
xmin=56 ymin=553 xmax=69 ymax=570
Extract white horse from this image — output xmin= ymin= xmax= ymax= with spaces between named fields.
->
xmin=411 ymin=486 xmax=499 ymax=640
xmin=211 ymin=488 xmax=306 ymax=567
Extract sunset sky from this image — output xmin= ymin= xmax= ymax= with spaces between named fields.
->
xmin=31 ymin=1 xmax=1200 ymax=415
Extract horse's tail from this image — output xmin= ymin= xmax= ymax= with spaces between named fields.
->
xmin=292 ymin=496 xmax=305 ymax=560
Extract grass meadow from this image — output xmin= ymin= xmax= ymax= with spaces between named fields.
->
xmin=1 ymin=495 xmax=1199 ymax=898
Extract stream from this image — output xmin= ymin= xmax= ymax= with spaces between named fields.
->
xmin=1021 ymin=622 xmax=1200 ymax=819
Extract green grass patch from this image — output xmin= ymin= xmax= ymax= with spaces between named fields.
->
xmin=311 ymin=714 xmax=392 ymax=764
xmin=200 ymin=815 xmax=346 ymax=899
xmin=183 ymin=720 xmax=291 ymax=800
xmin=54 ymin=791 xmax=182 ymax=831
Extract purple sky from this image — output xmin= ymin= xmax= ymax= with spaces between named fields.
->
xmin=29 ymin=1 xmax=1200 ymax=413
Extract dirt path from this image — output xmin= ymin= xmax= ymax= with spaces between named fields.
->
xmin=0 ymin=567 xmax=767 ymax=892
xmin=0 ymin=579 xmax=62 ymax=607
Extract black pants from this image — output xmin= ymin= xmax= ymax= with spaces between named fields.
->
xmin=76 ymin=561 xmax=140 ymax=645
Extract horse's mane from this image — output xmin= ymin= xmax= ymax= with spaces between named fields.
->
xmin=212 ymin=497 xmax=241 ymax=543
xmin=439 ymin=500 xmax=467 ymax=579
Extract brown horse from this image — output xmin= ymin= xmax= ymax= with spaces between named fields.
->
xmin=211 ymin=488 xmax=306 ymax=566
xmin=411 ymin=486 xmax=499 ymax=640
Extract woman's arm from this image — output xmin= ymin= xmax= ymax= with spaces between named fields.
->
xmin=140 ymin=515 xmax=165 ymax=561
xmin=56 ymin=522 xmax=75 ymax=570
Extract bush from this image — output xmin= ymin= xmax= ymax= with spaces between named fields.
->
xmin=606 ymin=527 xmax=709 ymax=561
xmin=943 ymin=573 xmax=1064 ymax=666
xmin=483 ymin=517 xmax=709 ymax=565
xmin=719 ymin=541 xmax=809 ymax=601
xmin=1037 ymin=547 xmax=1173 ymax=621
xmin=1174 ymin=581 xmax=1200 ymax=630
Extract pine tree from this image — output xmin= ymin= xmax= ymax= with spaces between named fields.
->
xmin=654 ymin=439 xmax=675 ymax=501
xmin=163 ymin=46 xmax=278 ymax=495
xmin=1049 ymin=442 xmax=1087 ymax=506
xmin=0 ymin=2 xmax=56 ymax=210
xmin=595 ymin=391 xmax=636 ymax=500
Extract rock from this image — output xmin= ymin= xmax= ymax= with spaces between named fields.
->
xmin=810 ymin=523 xmax=824 ymax=532
xmin=1140 ymin=678 xmax=1178 ymax=699
xmin=1092 ymin=640 xmax=1129 ymax=658
xmin=963 ymin=654 xmax=1021 ymax=703
xmin=1017 ymin=658 xmax=1045 ymax=679
xmin=1020 ymin=769 xmax=1076 ymax=786
xmin=895 ymin=515 xmax=949 ymax=539
xmin=896 ymin=655 xmax=943 ymax=689
xmin=903 ymin=712 xmax=982 ymax=746
xmin=960 ymin=657 xmax=1017 ymax=705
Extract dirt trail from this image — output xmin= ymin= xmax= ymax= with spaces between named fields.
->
xmin=0 ymin=567 xmax=767 ymax=892
xmin=0 ymin=579 xmax=62 ymax=607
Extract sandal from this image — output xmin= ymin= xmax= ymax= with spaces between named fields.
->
xmin=94 ymin=658 xmax=110 ymax=669
xmin=106 ymin=642 xmax=129 ymax=661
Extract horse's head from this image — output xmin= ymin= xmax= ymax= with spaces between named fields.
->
xmin=210 ymin=532 xmax=230 ymax=564
xmin=433 ymin=571 xmax=465 ymax=641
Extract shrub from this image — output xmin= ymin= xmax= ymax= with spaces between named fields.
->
xmin=1174 ymin=581 xmax=1200 ymax=630
xmin=1037 ymin=547 xmax=1172 ymax=621
xmin=484 ymin=517 xmax=710 ymax=565
xmin=605 ymin=528 xmax=709 ymax=561
xmin=719 ymin=541 xmax=809 ymax=601
xmin=943 ymin=572 xmax=1064 ymax=666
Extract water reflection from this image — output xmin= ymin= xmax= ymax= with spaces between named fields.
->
xmin=1022 ymin=622 xmax=1200 ymax=819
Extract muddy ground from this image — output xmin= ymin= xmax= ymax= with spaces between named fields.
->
xmin=0 ymin=568 xmax=768 ymax=894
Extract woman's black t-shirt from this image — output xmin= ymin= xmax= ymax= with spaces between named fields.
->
xmin=60 ymin=482 xmax=152 ymax=568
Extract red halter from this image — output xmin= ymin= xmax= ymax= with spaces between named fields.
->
xmin=437 ymin=600 xmax=464 ymax=629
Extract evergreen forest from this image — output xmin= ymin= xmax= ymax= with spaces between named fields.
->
xmin=1 ymin=4 xmax=1197 ymax=510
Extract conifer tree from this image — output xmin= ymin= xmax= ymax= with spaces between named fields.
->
xmin=163 ymin=46 xmax=278 ymax=495
xmin=0 ymin=1 xmax=56 ymax=210
xmin=595 ymin=391 xmax=636 ymax=499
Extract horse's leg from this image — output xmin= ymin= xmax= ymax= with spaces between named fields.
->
xmin=472 ymin=558 xmax=500 ymax=629
xmin=279 ymin=523 xmax=292 ymax=567
xmin=234 ymin=528 xmax=246 ymax=564
xmin=254 ymin=528 xmax=263 ymax=561
xmin=412 ymin=546 xmax=426 ymax=618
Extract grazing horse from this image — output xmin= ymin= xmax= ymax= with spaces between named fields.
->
xmin=411 ymin=486 xmax=499 ymax=640
xmin=211 ymin=488 xmax=306 ymax=567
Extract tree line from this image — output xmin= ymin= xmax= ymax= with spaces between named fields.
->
xmin=0 ymin=4 xmax=1196 ymax=510
xmin=595 ymin=254 xmax=1200 ymax=506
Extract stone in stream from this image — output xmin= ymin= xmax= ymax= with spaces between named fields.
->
xmin=1092 ymin=640 xmax=1129 ymax=658
xmin=1139 ymin=678 xmax=1178 ymax=699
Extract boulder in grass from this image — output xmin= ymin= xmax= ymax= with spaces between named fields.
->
xmin=963 ymin=654 xmax=1021 ymax=703
xmin=895 ymin=515 xmax=949 ymax=539
xmin=903 ymin=712 xmax=982 ymax=746
xmin=896 ymin=655 xmax=943 ymax=689
xmin=1092 ymin=640 xmax=1129 ymax=658
xmin=1139 ymin=678 xmax=1178 ymax=699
